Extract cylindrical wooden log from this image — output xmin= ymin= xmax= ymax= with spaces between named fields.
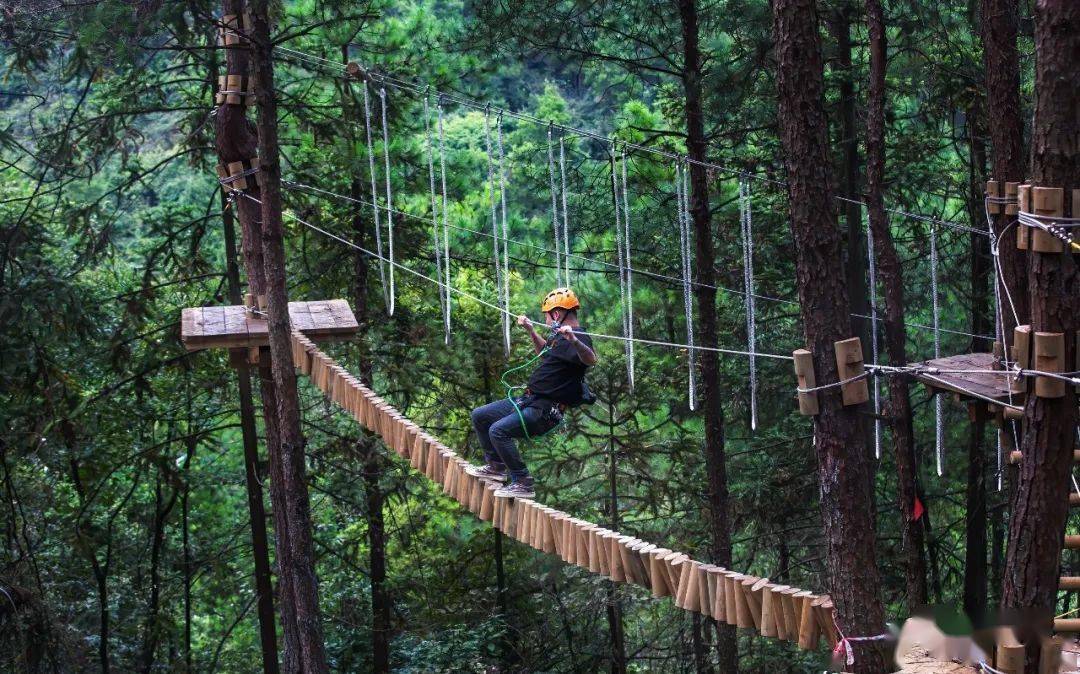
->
xmin=1033 ymin=332 xmax=1066 ymax=398
xmin=479 ymin=484 xmax=495 ymax=521
xmin=724 ymin=573 xmax=739 ymax=626
xmin=759 ymin=584 xmax=778 ymax=638
xmin=690 ymin=563 xmax=709 ymax=615
xmin=733 ymin=575 xmax=753 ymax=629
xmin=796 ymin=592 xmax=819 ymax=650
xmin=995 ymin=627 xmax=1025 ymax=673
xmin=769 ymin=584 xmax=791 ymax=640
xmin=649 ymin=549 xmax=672 ymax=598
xmin=708 ymin=567 xmax=727 ymax=623
xmin=744 ymin=577 xmax=765 ymax=629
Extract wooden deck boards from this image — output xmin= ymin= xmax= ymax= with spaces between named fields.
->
xmin=911 ymin=352 xmax=1013 ymax=404
xmin=181 ymin=299 xmax=358 ymax=350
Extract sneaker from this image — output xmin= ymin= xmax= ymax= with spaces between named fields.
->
xmin=494 ymin=479 xmax=535 ymax=500
xmin=465 ymin=463 xmax=508 ymax=482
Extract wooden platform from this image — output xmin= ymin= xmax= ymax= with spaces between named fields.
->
xmin=181 ymin=299 xmax=358 ymax=350
xmin=911 ymin=352 xmax=1015 ymax=405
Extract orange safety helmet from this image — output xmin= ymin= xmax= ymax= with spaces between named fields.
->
xmin=541 ymin=287 xmax=580 ymax=313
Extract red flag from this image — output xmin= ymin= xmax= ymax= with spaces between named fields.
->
xmin=913 ymin=496 xmax=925 ymax=521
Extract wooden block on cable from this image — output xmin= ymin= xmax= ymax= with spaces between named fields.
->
xmin=217 ymin=157 xmax=261 ymax=191
xmin=987 ymin=180 xmax=1002 ymax=214
xmin=1017 ymin=184 xmax=1031 ymax=250
xmin=215 ymin=73 xmax=256 ymax=106
xmin=1031 ymin=186 xmax=1065 ymax=253
xmin=793 ymin=349 xmax=819 ymax=415
xmin=834 ymin=337 xmax=869 ymax=406
xmin=1005 ymin=182 xmax=1019 ymax=215
xmin=181 ymin=299 xmax=358 ymax=351
xmin=1033 ymin=332 xmax=1065 ymax=398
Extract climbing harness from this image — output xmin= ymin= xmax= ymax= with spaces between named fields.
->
xmin=500 ymin=346 xmax=555 ymax=440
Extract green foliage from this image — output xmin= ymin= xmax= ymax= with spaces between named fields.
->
xmin=0 ymin=0 xmax=1023 ymax=671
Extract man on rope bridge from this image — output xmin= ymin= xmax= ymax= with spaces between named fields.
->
xmin=466 ymin=288 xmax=597 ymax=499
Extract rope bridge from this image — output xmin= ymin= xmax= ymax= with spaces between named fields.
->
xmin=289 ymin=329 xmax=842 ymax=655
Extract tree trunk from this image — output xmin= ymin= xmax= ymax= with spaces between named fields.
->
xmin=772 ymin=0 xmax=888 ymax=671
xmin=361 ymin=438 xmax=390 ymax=673
xmin=964 ymin=405 xmax=988 ymax=623
xmin=863 ymin=0 xmax=929 ymax=612
xmin=1003 ymin=3 xmax=1080 ymax=672
xmin=606 ymin=395 xmax=627 ymax=674
xmin=246 ymin=3 xmax=330 ymax=672
xmin=221 ymin=188 xmax=280 ymax=674
xmin=213 ymin=1 xmax=307 ymax=669
xmin=980 ymin=0 xmax=1027 ymax=342
xmin=963 ymin=92 xmax=991 ymax=624
xmin=676 ymin=1 xmax=737 ymax=671
xmin=828 ymin=1 xmax=869 ymax=343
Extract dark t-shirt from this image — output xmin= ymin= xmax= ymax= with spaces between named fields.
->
xmin=526 ymin=328 xmax=594 ymax=405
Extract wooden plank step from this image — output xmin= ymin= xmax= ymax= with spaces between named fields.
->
xmin=1055 ymin=618 xmax=1080 ymax=632
xmin=1072 ymin=493 xmax=1080 ymax=507
xmin=1007 ymin=450 xmax=1080 ymax=465
xmin=1059 ymin=577 xmax=1080 ymax=591
xmin=181 ymin=299 xmax=358 ymax=350
xmin=1065 ymin=535 xmax=1080 ymax=550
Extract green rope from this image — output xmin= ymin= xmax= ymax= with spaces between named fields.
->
xmin=500 ymin=346 xmax=549 ymax=439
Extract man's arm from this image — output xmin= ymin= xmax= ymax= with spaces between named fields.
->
xmin=557 ymin=325 xmax=597 ymax=366
xmin=517 ymin=315 xmax=548 ymax=354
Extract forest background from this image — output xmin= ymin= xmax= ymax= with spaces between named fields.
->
xmin=0 ymin=0 xmax=1039 ymax=671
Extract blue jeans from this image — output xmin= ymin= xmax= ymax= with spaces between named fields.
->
xmin=471 ymin=397 xmax=552 ymax=481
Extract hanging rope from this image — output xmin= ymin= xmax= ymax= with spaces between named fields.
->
xmin=930 ymin=223 xmax=943 ymax=475
xmin=378 ymin=87 xmax=396 ymax=315
xmin=496 ymin=113 xmax=512 ymax=357
xmin=484 ymin=108 xmax=508 ymax=358
xmin=739 ymin=177 xmax=758 ymax=431
xmin=547 ymin=125 xmax=564 ymax=286
xmin=436 ymin=99 xmax=452 ymax=342
xmin=620 ymin=150 xmax=636 ymax=391
xmin=865 ymin=208 xmax=882 ymax=460
xmin=559 ymin=134 xmax=572 ymax=286
xmin=610 ymin=146 xmax=632 ymax=390
xmin=423 ymin=95 xmax=447 ymax=340
xmin=361 ymin=81 xmax=389 ymax=309
xmin=676 ymin=160 xmax=697 ymax=411
xmin=610 ymin=146 xmax=634 ymax=391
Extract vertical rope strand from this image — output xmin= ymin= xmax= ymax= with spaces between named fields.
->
xmin=739 ymin=178 xmax=758 ymax=431
xmin=378 ymin=87 xmax=395 ymax=316
xmin=865 ymin=207 xmax=882 ymax=459
xmin=610 ymin=147 xmax=631 ymax=390
xmin=559 ymin=135 xmax=572 ymax=287
xmin=620 ymin=150 xmax=635 ymax=390
xmin=483 ymin=109 xmax=506 ymax=358
xmin=361 ymin=81 xmax=388 ymax=308
xmin=676 ymin=160 xmax=696 ymax=411
xmin=930 ymin=223 xmax=943 ymax=475
xmin=546 ymin=126 xmax=563 ymax=287
xmin=436 ymin=100 xmax=452 ymax=342
xmin=423 ymin=95 xmax=446 ymax=331
xmin=496 ymin=114 xmax=511 ymax=356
